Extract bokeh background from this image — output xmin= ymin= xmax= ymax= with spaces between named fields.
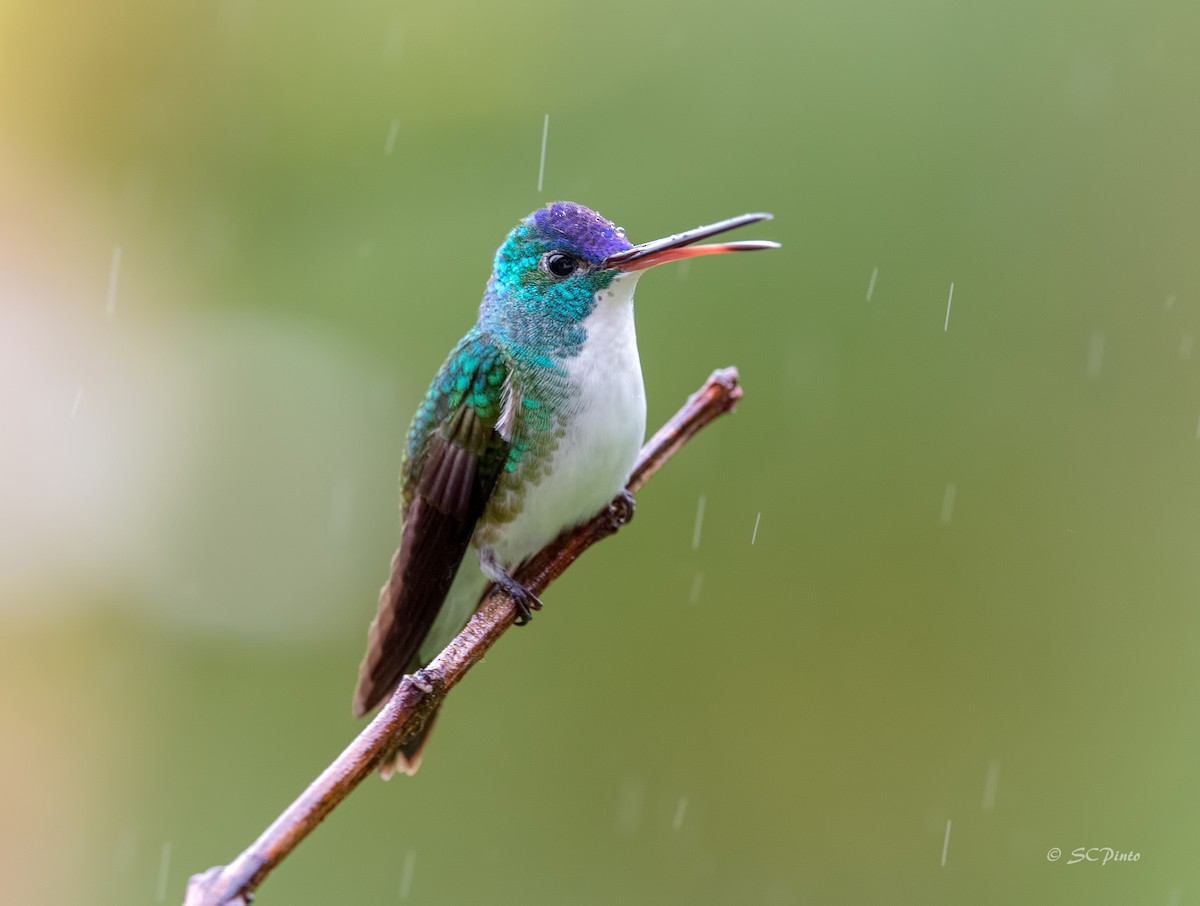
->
xmin=3 ymin=1 xmax=1199 ymax=903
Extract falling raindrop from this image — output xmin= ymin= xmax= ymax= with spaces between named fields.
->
xmin=384 ymin=119 xmax=400 ymax=156
xmin=106 ymin=246 xmax=122 ymax=317
xmin=692 ymin=494 xmax=706 ymax=551
xmin=537 ymin=115 xmax=549 ymax=192
xmin=156 ymin=841 xmax=172 ymax=902
xmin=398 ymin=849 xmax=416 ymax=899
xmin=940 ymin=483 xmax=957 ymax=525
xmin=672 ymin=795 xmax=689 ymax=831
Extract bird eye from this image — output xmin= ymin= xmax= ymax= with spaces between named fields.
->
xmin=543 ymin=251 xmax=577 ymax=279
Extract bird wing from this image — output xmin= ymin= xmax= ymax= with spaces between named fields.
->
xmin=353 ymin=332 xmax=513 ymax=717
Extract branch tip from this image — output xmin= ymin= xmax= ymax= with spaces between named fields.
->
xmin=180 ymin=366 xmax=743 ymax=906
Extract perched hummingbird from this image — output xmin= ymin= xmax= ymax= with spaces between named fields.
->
xmin=354 ymin=201 xmax=777 ymax=775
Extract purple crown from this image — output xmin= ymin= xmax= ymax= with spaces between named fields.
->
xmin=529 ymin=202 xmax=633 ymax=263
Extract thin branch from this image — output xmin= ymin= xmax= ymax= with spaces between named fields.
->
xmin=183 ymin=367 xmax=743 ymax=906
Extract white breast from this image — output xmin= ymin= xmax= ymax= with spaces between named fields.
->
xmin=493 ymin=273 xmax=646 ymax=566
xmin=423 ymin=276 xmax=646 ymax=662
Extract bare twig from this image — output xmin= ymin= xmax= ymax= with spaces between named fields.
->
xmin=183 ymin=367 xmax=742 ymax=906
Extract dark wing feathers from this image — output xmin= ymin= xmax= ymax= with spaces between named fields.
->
xmin=423 ymin=416 xmax=476 ymax=519
xmin=353 ymin=349 xmax=511 ymax=717
xmin=354 ymin=494 xmax=467 ymax=717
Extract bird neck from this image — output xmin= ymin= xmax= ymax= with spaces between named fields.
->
xmin=477 ymin=269 xmax=633 ymax=361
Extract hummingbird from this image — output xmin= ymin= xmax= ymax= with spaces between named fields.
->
xmin=354 ymin=201 xmax=777 ymax=775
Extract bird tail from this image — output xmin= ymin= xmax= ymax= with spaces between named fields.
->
xmin=379 ymin=706 xmax=441 ymax=779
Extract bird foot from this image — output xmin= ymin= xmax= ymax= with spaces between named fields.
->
xmin=479 ymin=548 xmax=543 ymax=626
xmin=511 ymin=592 xmax=542 ymax=625
xmin=503 ymin=578 xmax=543 ymax=626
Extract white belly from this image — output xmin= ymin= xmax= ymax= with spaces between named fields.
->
xmin=493 ymin=275 xmax=647 ymax=565
xmin=419 ymin=275 xmax=646 ymax=663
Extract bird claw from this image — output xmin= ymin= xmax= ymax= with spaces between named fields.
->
xmin=479 ymin=548 xmax=543 ymax=627
xmin=511 ymin=586 xmax=544 ymax=626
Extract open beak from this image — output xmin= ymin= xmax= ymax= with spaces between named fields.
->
xmin=602 ymin=212 xmax=778 ymax=272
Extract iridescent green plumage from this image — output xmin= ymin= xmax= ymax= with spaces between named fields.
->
xmin=356 ymin=202 xmax=644 ymax=757
xmin=354 ymin=327 xmax=517 ymax=721
xmin=401 ymin=327 xmax=510 ymax=510
xmin=353 ymin=201 xmax=776 ymax=775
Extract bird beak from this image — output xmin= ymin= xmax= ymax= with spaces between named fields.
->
xmin=602 ymin=212 xmax=779 ymax=272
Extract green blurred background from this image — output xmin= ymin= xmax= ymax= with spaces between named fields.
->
xmin=3 ymin=1 xmax=1199 ymax=903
